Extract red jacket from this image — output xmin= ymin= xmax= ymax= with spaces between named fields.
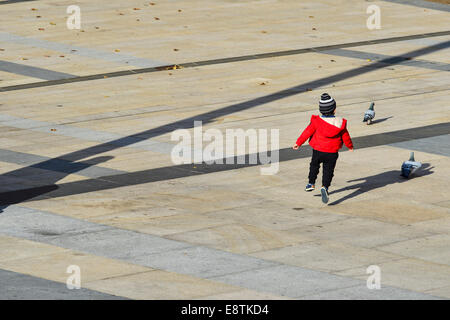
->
xmin=296 ymin=115 xmax=353 ymax=153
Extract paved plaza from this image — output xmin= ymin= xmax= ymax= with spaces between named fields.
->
xmin=0 ymin=0 xmax=449 ymax=299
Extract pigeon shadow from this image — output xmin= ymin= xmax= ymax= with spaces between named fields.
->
xmin=370 ymin=116 xmax=393 ymax=124
xmin=315 ymin=163 xmax=434 ymax=205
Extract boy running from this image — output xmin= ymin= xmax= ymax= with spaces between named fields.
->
xmin=293 ymin=93 xmax=354 ymax=203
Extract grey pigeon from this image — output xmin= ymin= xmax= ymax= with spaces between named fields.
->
xmin=401 ymin=152 xmax=422 ymax=178
xmin=363 ymin=102 xmax=375 ymax=124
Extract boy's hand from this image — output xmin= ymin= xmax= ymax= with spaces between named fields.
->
xmin=293 ymin=144 xmax=300 ymax=150
xmin=349 ymin=148 xmax=354 ymax=152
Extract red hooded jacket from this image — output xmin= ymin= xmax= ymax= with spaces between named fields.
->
xmin=296 ymin=115 xmax=353 ymax=153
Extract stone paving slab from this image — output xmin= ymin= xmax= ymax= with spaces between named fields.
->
xmin=0 ymin=268 xmax=126 ymax=300
xmin=297 ymin=283 xmax=442 ymax=300
xmin=250 ymin=240 xmax=400 ymax=273
xmin=284 ymin=217 xmax=434 ymax=249
xmin=85 ymin=270 xmax=241 ymax=300
xmin=390 ymin=134 xmax=450 ymax=157
xmin=167 ymin=223 xmax=311 ymax=255
xmin=377 ymin=234 xmax=450 ymax=265
xmin=425 ymin=285 xmax=450 ymax=299
xmin=336 ymin=258 xmax=450 ymax=293
xmin=210 ymin=264 xmax=437 ymax=299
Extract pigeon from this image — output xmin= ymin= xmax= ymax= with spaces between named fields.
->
xmin=401 ymin=152 xmax=422 ymax=178
xmin=363 ymin=102 xmax=375 ymax=124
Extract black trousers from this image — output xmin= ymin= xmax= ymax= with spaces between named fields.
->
xmin=308 ymin=149 xmax=339 ymax=188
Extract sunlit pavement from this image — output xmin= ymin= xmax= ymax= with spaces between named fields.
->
xmin=0 ymin=0 xmax=449 ymax=299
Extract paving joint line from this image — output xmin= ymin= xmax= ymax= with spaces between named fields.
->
xmin=83 ymin=270 xmax=156 ymax=284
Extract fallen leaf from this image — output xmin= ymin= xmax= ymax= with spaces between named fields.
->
xmin=312 ymin=27 xmax=316 ymax=30
xmin=119 ymin=13 xmax=125 ymax=15
xmin=157 ymin=65 xmax=181 ymax=71
xmin=103 ymin=76 xmax=108 ymax=78
xmin=318 ymin=65 xmax=322 ymax=68
xmin=367 ymin=59 xmax=371 ymax=62
xmin=259 ymin=81 xmax=268 ymax=85
xmin=133 ymin=8 xmax=141 ymax=10
xmin=306 ymin=88 xmax=312 ymax=91
xmin=330 ymin=59 xmax=336 ymax=62
xmin=115 ymin=49 xmax=120 ymax=52
xmin=154 ymin=17 xmax=160 ymax=20
xmin=44 ymin=55 xmax=51 ymax=57
xmin=50 ymin=22 xmax=56 ymax=25
xmin=59 ymin=55 xmax=65 ymax=57
xmin=50 ymin=128 xmax=57 ymax=132
xmin=57 ymin=105 xmax=63 ymax=107
xmin=178 ymin=9 xmax=182 ymax=12
xmin=36 ymin=16 xmax=41 ymax=18
xmin=38 ymin=28 xmax=45 ymax=31
xmin=0 ymin=49 xmax=4 ymax=51
xmin=71 ymin=49 xmax=77 ymax=52
xmin=168 ymin=72 xmax=173 ymax=75
xmin=95 ymin=26 xmax=100 ymax=29
xmin=136 ymin=19 xmax=140 ymax=21
xmin=21 ymin=58 xmax=28 ymax=60
xmin=261 ymin=30 xmax=267 ymax=33
xmin=31 ymin=8 xmax=37 ymax=11
xmin=173 ymin=48 xmax=179 ymax=51
xmin=150 ymin=2 xmax=156 ymax=5
xmin=309 ymin=15 xmax=314 ymax=18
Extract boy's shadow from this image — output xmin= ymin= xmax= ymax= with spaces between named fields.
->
xmin=315 ymin=163 xmax=434 ymax=205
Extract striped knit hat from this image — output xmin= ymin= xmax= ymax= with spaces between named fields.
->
xmin=319 ymin=93 xmax=336 ymax=114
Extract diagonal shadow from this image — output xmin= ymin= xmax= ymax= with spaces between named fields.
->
xmin=326 ymin=163 xmax=434 ymax=205
xmin=0 ymin=40 xmax=448 ymax=209
xmin=0 ymin=0 xmax=36 ymax=5
xmin=0 ymin=156 xmax=113 ymax=213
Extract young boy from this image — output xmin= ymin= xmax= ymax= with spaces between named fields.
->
xmin=293 ymin=93 xmax=354 ymax=203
